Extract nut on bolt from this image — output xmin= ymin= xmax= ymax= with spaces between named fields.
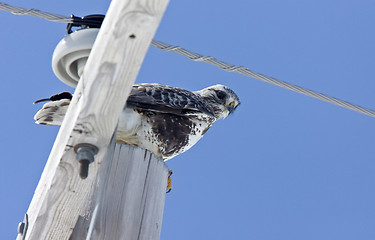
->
xmin=74 ymin=143 xmax=99 ymax=179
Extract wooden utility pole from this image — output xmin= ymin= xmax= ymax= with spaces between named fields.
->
xmin=17 ymin=0 xmax=170 ymax=239
xmin=70 ymin=144 xmax=169 ymax=239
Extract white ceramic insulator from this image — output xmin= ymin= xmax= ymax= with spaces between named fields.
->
xmin=52 ymin=28 xmax=99 ymax=87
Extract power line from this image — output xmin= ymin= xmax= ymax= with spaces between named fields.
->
xmin=1 ymin=2 xmax=374 ymax=118
xmin=0 ymin=3 xmax=71 ymax=23
xmin=151 ymin=40 xmax=375 ymax=117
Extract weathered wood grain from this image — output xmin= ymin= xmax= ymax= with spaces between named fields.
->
xmin=87 ymin=144 xmax=168 ymax=239
xmin=19 ymin=0 xmax=170 ymax=239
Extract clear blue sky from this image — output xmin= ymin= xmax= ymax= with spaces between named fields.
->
xmin=1 ymin=0 xmax=375 ymax=239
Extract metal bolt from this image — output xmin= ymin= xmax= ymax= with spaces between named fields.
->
xmin=18 ymin=222 xmax=25 ymax=234
xmin=17 ymin=214 xmax=28 ymax=239
xmin=74 ymin=143 xmax=98 ymax=179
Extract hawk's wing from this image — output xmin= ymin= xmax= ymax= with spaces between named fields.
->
xmin=127 ymin=84 xmax=215 ymax=117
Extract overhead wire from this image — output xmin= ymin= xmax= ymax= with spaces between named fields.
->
xmin=151 ymin=40 xmax=375 ymax=117
xmin=0 ymin=3 xmax=71 ymax=23
xmin=1 ymin=2 xmax=374 ymax=117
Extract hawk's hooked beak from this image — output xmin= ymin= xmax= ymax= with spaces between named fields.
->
xmin=227 ymin=105 xmax=234 ymax=113
xmin=225 ymin=102 xmax=235 ymax=114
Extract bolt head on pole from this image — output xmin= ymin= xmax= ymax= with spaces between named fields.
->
xmin=17 ymin=222 xmax=25 ymax=234
xmin=52 ymin=28 xmax=99 ymax=87
xmin=74 ymin=143 xmax=99 ymax=179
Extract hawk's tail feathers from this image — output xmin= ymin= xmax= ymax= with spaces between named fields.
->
xmin=34 ymin=99 xmax=70 ymax=126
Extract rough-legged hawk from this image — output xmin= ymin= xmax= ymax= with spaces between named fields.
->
xmin=34 ymin=83 xmax=240 ymax=160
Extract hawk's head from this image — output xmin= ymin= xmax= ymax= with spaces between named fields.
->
xmin=195 ymin=84 xmax=240 ymax=119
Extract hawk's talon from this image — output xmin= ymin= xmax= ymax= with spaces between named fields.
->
xmin=166 ymin=170 xmax=173 ymax=193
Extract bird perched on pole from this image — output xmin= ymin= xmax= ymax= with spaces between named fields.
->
xmin=34 ymin=83 xmax=240 ymax=160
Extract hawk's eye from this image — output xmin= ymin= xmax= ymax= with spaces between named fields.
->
xmin=216 ymin=91 xmax=227 ymax=100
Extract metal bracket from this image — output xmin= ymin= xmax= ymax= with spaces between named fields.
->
xmin=67 ymin=14 xmax=105 ymax=34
